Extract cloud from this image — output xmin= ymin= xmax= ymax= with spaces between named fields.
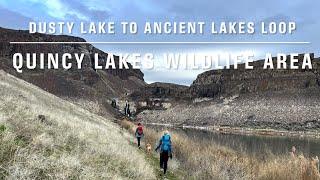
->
xmin=61 ymin=0 xmax=110 ymax=21
xmin=0 ymin=0 xmax=319 ymax=84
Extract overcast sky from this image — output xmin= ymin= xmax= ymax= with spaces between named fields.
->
xmin=0 ymin=0 xmax=319 ymax=85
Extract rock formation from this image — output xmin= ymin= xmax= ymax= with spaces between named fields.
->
xmin=189 ymin=54 xmax=320 ymax=98
xmin=137 ymin=54 xmax=320 ymax=130
xmin=0 ymin=27 xmax=145 ymax=115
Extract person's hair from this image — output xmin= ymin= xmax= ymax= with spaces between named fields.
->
xmin=138 ymin=123 xmax=141 ymax=126
xmin=163 ymin=130 xmax=169 ymax=135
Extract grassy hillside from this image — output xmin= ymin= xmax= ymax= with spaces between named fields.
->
xmin=0 ymin=70 xmax=155 ymax=179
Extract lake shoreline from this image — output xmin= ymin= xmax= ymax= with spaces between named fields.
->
xmin=144 ymin=122 xmax=320 ymax=139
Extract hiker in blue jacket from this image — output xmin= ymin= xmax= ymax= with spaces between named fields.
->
xmin=155 ymin=130 xmax=173 ymax=175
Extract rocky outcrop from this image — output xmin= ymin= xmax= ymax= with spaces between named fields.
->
xmin=129 ymin=82 xmax=189 ymax=111
xmin=139 ymin=89 xmax=320 ymax=130
xmin=0 ymin=27 xmax=145 ymax=114
xmin=130 ymin=82 xmax=189 ymax=100
xmin=189 ymin=54 xmax=320 ymax=98
xmin=138 ymin=54 xmax=320 ymax=130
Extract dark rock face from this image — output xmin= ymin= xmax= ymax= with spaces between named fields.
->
xmin=189 ymin=54 xmax=320 ymax=98
xmin=0 ymin=27 xmax=145 ymax=113
xmin=129 ymin=82 xmax=189 ymax=112
xmin=130 ymin=82 xmax=189 ymax=101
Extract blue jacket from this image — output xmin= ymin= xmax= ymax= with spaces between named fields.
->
xmin=155 ymin=134 xmax=172 ymax=153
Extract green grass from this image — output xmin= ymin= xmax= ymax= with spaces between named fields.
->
xmin=0 ymin=125 xmax=6 ymax=133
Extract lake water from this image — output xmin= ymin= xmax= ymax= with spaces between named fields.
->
xmin=149 ymin=125 xmax=320 ymax=158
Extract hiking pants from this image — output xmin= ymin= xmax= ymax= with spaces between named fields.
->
xmin=137 ymin=137 xmax=141 ymax=147
xmin=160 ymin=151 xmax=169 ymax=174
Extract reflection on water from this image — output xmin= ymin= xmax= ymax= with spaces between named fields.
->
xmin=149 ymin=125 xmax=320 ymax=158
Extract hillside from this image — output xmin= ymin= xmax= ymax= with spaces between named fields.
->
xmin=2 ymin=27 xmax=320 ymax=131
xmin=0 ymin=27 xmax=145 ymax=116
xmin=138 ymin=54 xmax=320 ymax=131
xmin=0 ymin=70 xmax=155 ymax=179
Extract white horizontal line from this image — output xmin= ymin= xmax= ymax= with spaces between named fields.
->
xmin=9 ymin=41 xmax=310 ymax=44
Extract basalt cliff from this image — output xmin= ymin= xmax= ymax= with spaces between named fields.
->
xmin=137 ymin=54 xmax=320 ymax=131
xmin=189 ymin=54 xmax=320 ymax=98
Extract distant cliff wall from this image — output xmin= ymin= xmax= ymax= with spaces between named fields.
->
xmin=189 ymin=54 xmax=320 ymax=98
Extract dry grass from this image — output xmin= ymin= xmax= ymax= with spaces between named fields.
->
xmin=120 ymin=120 xmax=320 ymax=180
xmin=3 ymin=67 xmax=317 ymax=180
xmin=0 ymin=70 xmax=156 ymax=179
xmin=67 ymin=99 xmax=103 ymax=115
xmin=119 ymin=120 xmax=180 ymax=172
